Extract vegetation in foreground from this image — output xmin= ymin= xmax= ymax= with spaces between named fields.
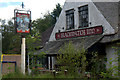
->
xmin=2 ymin=42 xmax=120 ymax=79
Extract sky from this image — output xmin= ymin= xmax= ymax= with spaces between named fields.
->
xmin=0 ymin=0 xmax=65 ymax=21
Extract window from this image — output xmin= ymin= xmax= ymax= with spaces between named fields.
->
xmin=66 ymin=9 xmax=74 ymax=30
xmin=78 ymin=5 xmax=88 ymax=28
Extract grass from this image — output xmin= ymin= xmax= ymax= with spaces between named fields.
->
xmin=2 ymin=70 xmax=82 ymax=79
xmin=2 ymin=70 xmax=120 ymax=80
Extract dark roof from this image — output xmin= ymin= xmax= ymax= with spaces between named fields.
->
xmin=94 ymin=2 xmax=120 ymax=43
xmin=26 ymin=26 xmax=54 ymax=51
xmin=100 ymin=30 xmax=120 ymax=43
xmin=35 ymin=35 xmax=103 ymax=55
xmin=40 ymin=26 xmax=54 ymax=47
xmin=94 ymin=2 xmax=119 ymax=32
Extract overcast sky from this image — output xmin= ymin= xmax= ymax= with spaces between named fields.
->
xmin=0 ymin=0 xmax=65 ymax=21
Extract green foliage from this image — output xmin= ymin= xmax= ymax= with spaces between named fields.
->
xmin=103 ymin=57 xmax=118 ymax=77
xmin=2 ymin=19 xmax=21 ymax=53
xmin=26 ymin=3 xmax=62 ymax=70
xmin=2 ymin=69 xmax=30 ymax=78
xmin=57 ymin=42 xmax=87 ymax=77
xmin=3 ymin=67 xmax=75 ymax=78
xmin=32 ymin=3 xmax=62 ymax=33
xmin=2 ymin=19 xmax=41 ymax=54
xmin=51 ymin=3 xmax=62 ymax=23
xmin=26 ymin=33 xmax=41 ymax=53
xmin=99 ymin=46 xmax=120 ymax=78
xmin=32 ymin=13 xmax=53 ymax=33
xmin=2 ymin=3 xmax=62 ymax=54
xmin=29 ymin=51 xmax=46 ymax=72
xmin=2 ymin=69 xmax=79 ymax=78
xmin=89 ymin=52 xmax=106 ymax=78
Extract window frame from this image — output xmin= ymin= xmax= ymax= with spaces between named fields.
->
xmin=66 ymin=9 xmax=75 ymax=30
xmin=78 ymin=5 xmax=89 ymax=28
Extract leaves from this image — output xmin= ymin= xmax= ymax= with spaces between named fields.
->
xmin=2 ymin=3 xmax=62 ymax=54
xmin=2 ymin=19 xmax=21 ymax=53
xmin=32 ymin=3 xmax=62 ymax=33
xmin=57 ymin=42 xmax=87 ymax=76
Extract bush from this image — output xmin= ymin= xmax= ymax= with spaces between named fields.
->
xmin=57 ymin=41 xmax=88 ymax=77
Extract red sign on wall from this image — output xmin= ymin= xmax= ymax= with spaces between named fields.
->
xmin=55 ymin=26 xmax=103 ymax=40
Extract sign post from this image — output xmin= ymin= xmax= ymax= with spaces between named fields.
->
xmin=14 ymin=2 xmax=31 ymax=74
xmin=21 ymin=37 xmax=25 ymax=74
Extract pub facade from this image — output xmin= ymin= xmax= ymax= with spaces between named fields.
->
xmin=39 ymin=0 xmax=120 ymax=75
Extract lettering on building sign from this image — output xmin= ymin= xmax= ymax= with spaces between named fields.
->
xmin=55 ymin=26 xmax=103 ymax=39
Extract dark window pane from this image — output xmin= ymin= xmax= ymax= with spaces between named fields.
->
xmin=66 ymin=9 xmax=74 ymax=30
xmin=79 ymin=5 xmax=88 ymax=28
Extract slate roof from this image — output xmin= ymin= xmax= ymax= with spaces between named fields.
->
xmin=40 ymin=26 xmax=54 ymax=47
xmin=94 ymin=2 xmax=119 ymax=32
xmin=35 ymin=35 xmax=103 ymax=55
xmin=94 ymin=2 xmax=120 ymax=43
xmin=100 ymin=30 xmax=120 ymax=43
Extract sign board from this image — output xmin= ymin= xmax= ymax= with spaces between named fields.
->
xmin=16 ymin=13 xmax=30 ymax=33
xmin=55 ymin=26 xmax=103 ymax=40
xmin=14 ymin=9 xmax=31 ymax=33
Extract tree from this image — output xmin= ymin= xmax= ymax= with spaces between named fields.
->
xmin=51 ymin=3 xmax=62 ymax=23
xmin=57 ymin=42 xmax=88 ymax=77
xmin=32 ymin=3 xmax=62 ymax=33
xmin=2 ymin=19 xmax=41 ymax=54
xmin=2 ymin=2 xmax=62 ymax=57
xmin=2 ymin=19 xmax=21 ymax=53
xmin=32 ymin=12 xmax=54 ymax=33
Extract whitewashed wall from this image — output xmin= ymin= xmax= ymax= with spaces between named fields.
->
xmin=106 ymin=44 xmax=118 ymax=76
xmin=49 ymin=0 xmax=115 ymax=41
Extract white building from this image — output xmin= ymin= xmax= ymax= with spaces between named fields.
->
xmin=38 ymin=0 xmax=120 ymax=76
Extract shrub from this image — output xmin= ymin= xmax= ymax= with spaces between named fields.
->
xmin=57 ymin=41 xmax=88 ymax=77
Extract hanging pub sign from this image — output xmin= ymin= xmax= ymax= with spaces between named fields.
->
xmin=14 ymin=9 xmax=31 ymax=33
xmin=55 ymin=26 xmax=103 ymax=40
